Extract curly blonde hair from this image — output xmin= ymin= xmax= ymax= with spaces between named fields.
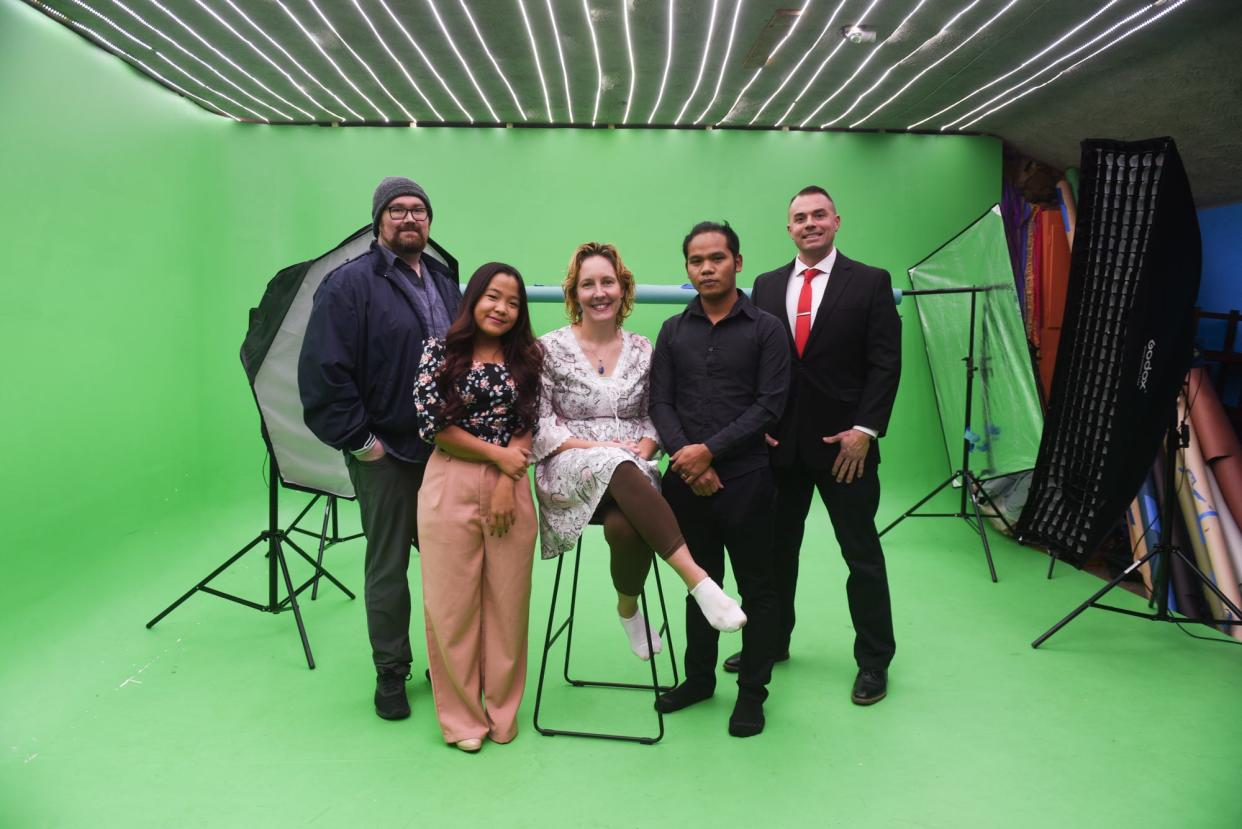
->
xmin=563 ymin=242 xmax=636 ymax=327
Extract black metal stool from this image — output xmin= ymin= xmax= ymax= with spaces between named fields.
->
xmin=532 ymin=530 xmax=679 ymax=744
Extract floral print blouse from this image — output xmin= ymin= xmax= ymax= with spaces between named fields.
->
xmin=414 ymin=338 xmax=530 ymax=446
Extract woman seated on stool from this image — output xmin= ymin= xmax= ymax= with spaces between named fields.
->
xmin=532 ymin=242 xmax=747 ymax=661
xmin=414 ymin=262 xmax=543 ymax=753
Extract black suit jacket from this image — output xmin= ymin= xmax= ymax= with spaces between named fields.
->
xmin=751 ymin=252 xmax=901 ymax=470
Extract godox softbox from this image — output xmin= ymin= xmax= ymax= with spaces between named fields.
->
xmin=1017 ymin=137 xmax=1200 ymax=563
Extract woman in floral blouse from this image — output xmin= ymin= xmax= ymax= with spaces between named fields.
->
xmin=414 ymin=261 xmax=543 ymax=753
xmin=532 ymin=243 xmax=747 ymax=662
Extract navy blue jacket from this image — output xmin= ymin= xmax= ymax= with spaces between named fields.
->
xmin=299 ymin=241 xmax=460 ymax=463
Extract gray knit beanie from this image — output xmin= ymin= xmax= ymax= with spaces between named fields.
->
xmin=372 ymin=176 xmax=432 ymax=235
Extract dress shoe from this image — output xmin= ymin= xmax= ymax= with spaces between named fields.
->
xmin=455 ymin=738 xmax=483 ymax=753
xmin=851 ymin=668 xmax=887 ymax=705
xmin=375 ymin=670 xmax=411 ymax=720
xmin=728 ymin=694 xmax=766 ymax=738
xmin=722 ymin=649 xmax=790 ymax=673
xmin=654 ymin=681 xmax=714 ymax=713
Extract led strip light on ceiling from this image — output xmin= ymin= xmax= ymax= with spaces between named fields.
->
xmin=310 ymin=0 xmax=415 ymax=122
xmin=621 ymin=0 xmax=637 ymax=123
xmin=545 ymin=0 xmax=574 ymax=123
xmin=956 ymin=0 xmax=1193 ymax=130
xmin=807 ymin=0 xmax=982 ymax=129
xmin=516 ymin=0 xmax=554 ymax=122
xmin=673 ymin=0 xmax=719 ymax=124
xmin=34 ymin=0 xmax=241 ymax=119
xmin=274 ymin=0 xmax=387 ymax=121
xmin=352 ymin=0 xmax=441 ymax=122
xmin=785 ymin=0 xmax=924 ymax=127
xmin=221 ymin=0 xmax=360 ymax=121
xmin=748 ymin=0 xmax=853 ymax=126
xmin=839 ymin=0 xmax=1024 ymax=128
xmin=458 ymin=0 xmax=526 ymax=119
xmin=718 ymin=0 xmax=811 ymax=125
xmin=941 ymin=0 xmax=1178 ymax=130
xmin=647 ymin=0 xmax=675 ymax=124
xmin=146 ymin=0 xmax=310 ymax=119
xmin=375 ymin=0 xmax=473 ymax=121
xmin=905 ymin=0 xmax=1121 ymax=130
xmin=109 ymin=0 xmax=287 ymax=120
xmin=583 ymin=0 xmax=603 ymax=126
xmin=693 ymin=0 xmax=744 ymax=125
xmin=192 ymin=0 xmax=343 ymax=121
xmin=426 ymin=0 xmax=500 ymax=122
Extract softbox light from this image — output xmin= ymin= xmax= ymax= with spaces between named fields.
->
xmin=240 ymin=226 xmax=459 ymax=498
xmin=1017 ymin=137 xmax=1201 ymax=563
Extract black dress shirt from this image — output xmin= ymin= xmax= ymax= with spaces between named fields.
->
xmin=649 ymin=291 xmax=790 ymax=480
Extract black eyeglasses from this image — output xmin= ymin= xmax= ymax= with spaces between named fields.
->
xmin=387 ymin=205 xmax=429 ymax=221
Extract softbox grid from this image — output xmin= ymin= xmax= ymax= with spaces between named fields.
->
xmin=1017 ymin=137 xmax=1200 ymax=560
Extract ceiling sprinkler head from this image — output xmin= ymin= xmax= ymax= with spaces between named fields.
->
xmin=841 ymin=24 xmax=877 ymax=45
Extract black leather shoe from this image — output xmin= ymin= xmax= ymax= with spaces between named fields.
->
xmin=722 ymin=649 xmax=790 ymax=673
xmin=654 ymin=681 xmax=714 ymax=713
xmin=851 ymin=669 xmax=887 ymax=705
xmin=375 ymin=670 xmax=411 ymax=720
xmin=728 ymin=694 xmax=765 ymax=738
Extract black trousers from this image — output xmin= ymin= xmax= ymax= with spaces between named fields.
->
xmin=662 ymin=467 xmax=780 ymax=701
xmin=773 ymin=459 xmax=895 ymax=670
xmin=346 ymin=453 xmax=426 ymax=675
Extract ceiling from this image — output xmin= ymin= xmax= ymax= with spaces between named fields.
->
xmin=27 ymin=0 xmax=1242 ymax=205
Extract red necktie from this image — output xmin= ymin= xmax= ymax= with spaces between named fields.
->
xmin=794 ymin=267 xmax=821 ymax=357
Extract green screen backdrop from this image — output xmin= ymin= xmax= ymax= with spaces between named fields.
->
xmin=0 ymin=0 xmax=999 ymax=612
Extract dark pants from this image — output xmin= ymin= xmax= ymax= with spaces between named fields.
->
xmin=346 ymin=453 xmax=426 ymax=675
xmin=773 ymin=459 xmax=895 ymax=670
xmin=662 ymin=467 xmax=780 ymax=701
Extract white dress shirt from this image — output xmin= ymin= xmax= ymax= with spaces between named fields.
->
xmin=783 ymin=248 xmax=876 ymax=439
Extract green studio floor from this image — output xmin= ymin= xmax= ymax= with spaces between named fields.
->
xmin=3 ymin=475 xmax=1240 ymax=829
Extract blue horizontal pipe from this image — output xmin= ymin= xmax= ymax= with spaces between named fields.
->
xmin=522 ymin=284 xmax=905 ymax=305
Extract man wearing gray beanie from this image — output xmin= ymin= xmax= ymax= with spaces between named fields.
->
xmin=300 ymin=176 xmax=459 ymax=721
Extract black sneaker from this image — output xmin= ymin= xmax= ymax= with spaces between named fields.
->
xmin=375 ymin=670 xmax=411 ymax=720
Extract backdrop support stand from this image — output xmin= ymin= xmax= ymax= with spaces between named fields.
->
xmin=880 ymin=286 xmax=1017 ymax=582
xmin=1033 ymin=414 xmax=1242 ymax=647
xmin=145 ymin=449 xmax=356 ymax=669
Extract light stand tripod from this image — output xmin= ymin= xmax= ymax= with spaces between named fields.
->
xmin=1032 ymin=413 xmax=1242 ymax=647
xmin=879 ymin=286 xmax=1017 ymax=582
xmin=146 ymin=448 xmax=356 ymax=669
xmin=282 ymin=491 xmax=363 ymax=600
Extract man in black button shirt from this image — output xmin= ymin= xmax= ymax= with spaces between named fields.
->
xmin=649 ymin=221 xmax=789 ymax=737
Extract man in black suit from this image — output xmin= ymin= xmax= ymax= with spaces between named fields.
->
xmin=734 ymin=185 xmax=901 ymax=705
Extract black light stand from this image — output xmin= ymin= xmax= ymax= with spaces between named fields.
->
xmin=146 ymin=447 xmax=356 ymax=669
xmin=1032 ymin=411 xmax=1242 ymax=648
xmin=281 ymin=492 xmax=363 ymax=600
xmin=879 ymin=286 xmax=1017 ymax=582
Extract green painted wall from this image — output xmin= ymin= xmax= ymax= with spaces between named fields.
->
xmin=1 ymin=2 xmax=999 ymax=599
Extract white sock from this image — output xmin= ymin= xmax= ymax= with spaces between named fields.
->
xmin=690 ymin=578 xmax=747 ymax=632
xmin=619 ymin=609 xmax=664 ymax=660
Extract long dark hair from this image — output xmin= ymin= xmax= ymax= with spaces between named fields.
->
xmin=435 ymin=262 xmax=543 ymax=432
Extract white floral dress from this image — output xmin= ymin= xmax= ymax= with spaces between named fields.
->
xmin=532 ymin=326 xmax=662 ymax=559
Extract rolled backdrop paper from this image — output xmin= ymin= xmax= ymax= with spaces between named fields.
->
xmin=1174 ymin=442 xmax=1224 ymax=622
xmin=1186 ymin=368 xmax=1242 ymax=526
xmin=1126 ymin=496 xmax=1152 ymax=592
xmin=1205 ymin=464 xmax=1242 ymax=586
xmin=1179 ymin=400 xmax=1242 ymax=638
